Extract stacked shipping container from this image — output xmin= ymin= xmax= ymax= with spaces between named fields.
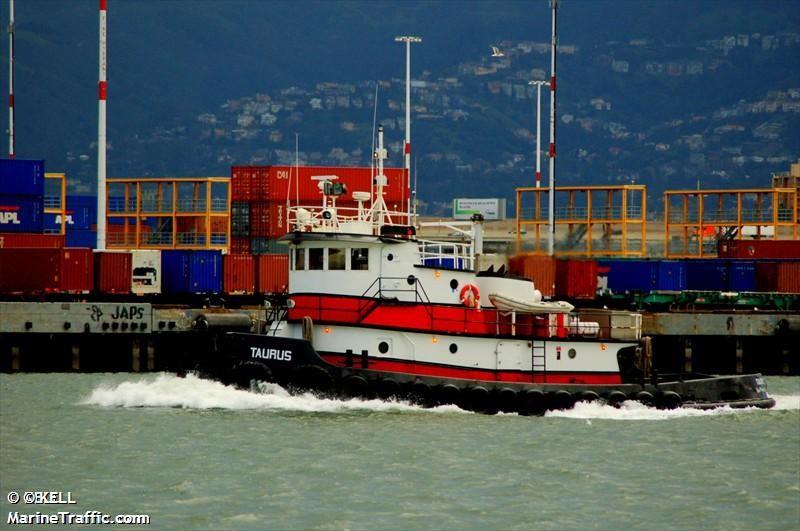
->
xmin=0 ymin=248 xmax=93 ymax=293
xmin=231 ymin=165 xmax=408 ymax=253
xmin=226 ymin=165 xmax=407 ymax=293
xmin=162 ymin=250 xmax=223 ymax=294
xmin=44 ymin=195 xmax=97 ymax=248
xmin=0 ymin=160 xmax=45 ymax=234
xmin=508 ymin=254 xmax=556 ymax=297
xmin=718 ymin=240 xmax=800 ymax=259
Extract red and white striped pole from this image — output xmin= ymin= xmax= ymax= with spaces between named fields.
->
xmin=8 ymin=0 xmax=15 ymax=159
xmin=97 ymin=0 xmax=107 ymax=250
xmin=529 ymin=80 xmax=549 ymax=189
xmin=547 ymin=0 xmax=559 ymax=256
xmin=395 ymin=35 xmax=421 ymax=223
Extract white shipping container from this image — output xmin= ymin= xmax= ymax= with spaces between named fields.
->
xmin=453 ymin=198 xmax=506 ymax=220
xmin=131 ymin=250 xmax=162 ymax=295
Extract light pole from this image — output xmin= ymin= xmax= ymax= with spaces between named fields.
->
xmin=97 ymin=0 xmax=107 ymax=250
xmin=8 ymin=0 xmax=15 ymax=159
xmin=394 ymin=35 xmax=421 ymax=223
xmin=528 ymin=80 xmax=549 ymax=189
xmin=547 ymin=0 xmax=559 ymax=256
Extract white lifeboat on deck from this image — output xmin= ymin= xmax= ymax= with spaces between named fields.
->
xmin=488 ymin=292 xmax=574 ymax=314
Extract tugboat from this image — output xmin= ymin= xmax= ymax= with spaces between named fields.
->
xmin=209 ymin=127 xmax=775 ymax=414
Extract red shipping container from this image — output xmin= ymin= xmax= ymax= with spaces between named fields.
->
xmin=718 ymin=240 xmax=800 ymax=259
xmin=0 ymin=233 xmax=65 ymax=248
xmin=60 ymin=248 xmax=94 ymax=292
xmin=250 ymin=201 xmax=290 ymax=239
xmin=555 ymin=259 xmax=598 ymax=299
xmin=224 ymin=254 xmax=256 ymax=294
xmin=755 ymin=261 xmax=779 ymax=292
xmin=508 ymin=253 xmax=556 ymax=297
xmin=95 ymin=251 xmax=132 ymax=293
xmin=776 ymin=262 xmax=800 ymax=293
xmin=239 ymin=165 xmax=408 ymax=206
xmin=231 ymin=166 xmax=254 ymax=201
xmin=0 ymin=248 xmax=61 ymax=292
xmin=256 ymin=254 xmax=289 ymax=294
xmin=230 ymin=236 xmax=250 ymax=254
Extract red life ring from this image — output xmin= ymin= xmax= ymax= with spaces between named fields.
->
xmin=459 ymin=284 xmax=480 ymax=308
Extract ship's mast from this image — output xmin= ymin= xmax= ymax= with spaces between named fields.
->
xmin=373 ymin=125 xmax=388 ymax=228
xmin=547 ymin=0 xmax=559 ymax=256
xmin=96 ymin=0 xmax=107 ymax=250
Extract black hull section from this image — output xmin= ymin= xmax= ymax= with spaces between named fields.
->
xmin=209 ymin=332 xmax=776 ymax=414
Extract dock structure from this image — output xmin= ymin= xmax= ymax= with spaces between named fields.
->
xmin=0 ymin=302 xmax=265 ymax=373
xmin=642 ymin=311 xmax=798 ymax=375
xmin=0 ymin=301 xmax=796 ymax=376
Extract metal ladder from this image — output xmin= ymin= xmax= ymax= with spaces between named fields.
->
xmin=532 ymin=340 xmax=547 ymax=374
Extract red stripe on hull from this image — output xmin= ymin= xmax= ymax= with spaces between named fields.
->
xmin=287 ymin=293 xmax=561 ymax=338
xmin=319 ymin=353 xmax=622 ymax=385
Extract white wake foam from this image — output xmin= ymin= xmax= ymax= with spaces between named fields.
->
xmin=80 ymin=373 xmax=798 ymax=419
xmin=545 ymin=393 xmax=799 ymax=421
xmin=80 ymin=373 xmax=466 ymax=414
xmin=772 ymin=394 xmax=800 ymax=411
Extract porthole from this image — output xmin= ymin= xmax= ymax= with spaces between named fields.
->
xmin=387 ymin=253 xmax=394 ymax=261
xmin=449 ymin=279 xmax=459 ymax=290
xmin=449 ymin=343 xmax=458 ymax=354
xmin=378 ymin=341 xmax=389 ymax=354
xmin=407 ymin=275 xmax=416 ymax=285
xmin=568 ymin=348 xmax=577 ymax=359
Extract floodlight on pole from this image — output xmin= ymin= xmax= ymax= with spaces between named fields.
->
xmin=394 ymin=35 xmax=421 ymax=224
xmin=528 ymin=80 xmax=549 ymax=189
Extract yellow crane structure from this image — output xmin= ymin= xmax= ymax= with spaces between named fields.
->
xmin=43 ymin=172 xmax=67 ymax=235
xmin=664 ymin=187 xmax=798 ymax=258
xmin=105 ymin=176 xmax=230 ymax=250
xmin=515 ymin=184 xmax=647 ymax=257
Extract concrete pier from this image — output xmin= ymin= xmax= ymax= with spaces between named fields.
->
xmin=0 ymin=302 xmax=797 ymax=375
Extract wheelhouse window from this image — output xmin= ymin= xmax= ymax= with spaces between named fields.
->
xmin=351 ymin=248 xmax=369 ymax=270
xmin=309 ymin=248 xmax=324 ymax=270
xmin=294 ymin=247 xmax=305 ymax=271
xmin=328 ymin=248 xmax=346 ymax=270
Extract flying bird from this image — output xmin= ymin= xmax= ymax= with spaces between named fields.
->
xmin=490 ymin=46 xmax=504 ymax=57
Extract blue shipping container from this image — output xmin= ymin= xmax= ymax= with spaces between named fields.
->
xmin=44 ymin=195 xmax=97 ymax=232
xmin=603 ymin=260 xmax=685 ymax=292
xmin=161 ymin=251 xmax=190 ymax=293
xmin=685 ymin=259 xmax=728 ymax=291
xmin=604 ymin=260 xmax=654 ymax=292
xmin=190 ymin=251 xmax=222 ymax=292
xmin=66 ymin=230 xmax=97 ymax=249
xmin=655 ymin=261 xmax=687 ymax=291
xmin=162 ymin=250 xmax=222 ymax=293
xmin=0 ymin=159 xmax=45 ymax=196
xmin=727 ymin=260 xmax=756 ymax=292
xmin=0 ymin=195 xmax=44 ymax=233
